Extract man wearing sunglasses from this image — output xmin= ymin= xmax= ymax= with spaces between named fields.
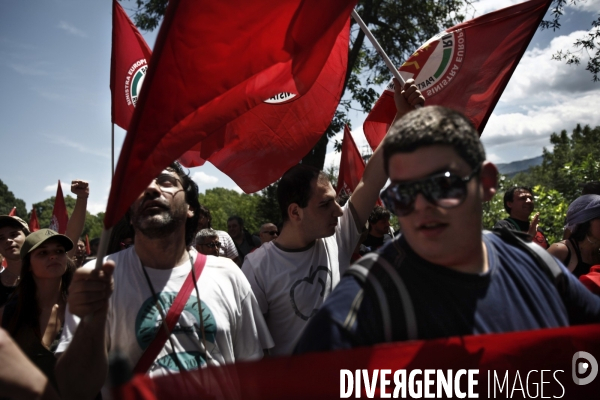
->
xmin=295 ymin=106 xmax=600 ymax=353
xmin=258 ymin=223 xmax=279 ymax=245
xmin=195 ymin=228 xmax=221 ymax=257
xmin=243 ymin=79 xmax=425 ymax=356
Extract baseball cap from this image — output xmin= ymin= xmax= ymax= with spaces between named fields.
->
xmin=20 ymin=229 xmax=73 ymax=259
xmin=0 ymin=215 xmax=31 ymax=235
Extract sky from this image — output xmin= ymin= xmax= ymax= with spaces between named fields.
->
xmin=1 ymin=0 xmax=599 ymax=215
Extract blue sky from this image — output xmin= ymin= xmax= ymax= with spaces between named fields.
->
xmin=1 ymin=0 xmax=599 ymax=215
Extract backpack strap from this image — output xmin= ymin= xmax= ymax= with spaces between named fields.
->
xmin=345 ymin=250 xmax=418 ymax=341
xmin=487 ymin=228 xmax=568 ymax=296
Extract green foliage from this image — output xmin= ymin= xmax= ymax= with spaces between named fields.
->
xmin=543 ymin=1 xmax=600 ymax=82
xmin=0 ymin=179 xmax=27 ymax=217
xmin=485 ymin=124 xmax=600 ymax=244
xmin=256 ymin=182 xmax=281 ymax=227
xmin=31 ymin=196 xmax=104 ymax=239
xmin=130 ymin=0 xmax=470 ymax=170
xmin=198 ymin=188 xmax=262 ymax=233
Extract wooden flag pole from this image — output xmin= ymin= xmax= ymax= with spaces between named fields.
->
xmin=94 ymin=227 xmax=113 ymax=270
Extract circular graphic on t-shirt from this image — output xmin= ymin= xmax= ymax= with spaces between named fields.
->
xmin=135 ymin=292 xmax=217 ymax=371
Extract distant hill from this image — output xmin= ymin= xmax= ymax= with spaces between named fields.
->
xmin=496 ymin=155 xmax=543 ymax=177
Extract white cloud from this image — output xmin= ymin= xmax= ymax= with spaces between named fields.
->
xmin=57 ymin=21 xmax=88 ymax=38
xmin=568 ymin=0 xmax=600 ymax=13
xmin=43 ymin=181 xmax=71 ymax=193
xmin=191 ymin=171 xmax=219 ymax=185
xmin=43 ymin=134 xmax=110 ymax=159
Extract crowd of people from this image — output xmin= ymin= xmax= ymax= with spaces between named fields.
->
xmin=1 ymin=79 xmax=599 ymax=399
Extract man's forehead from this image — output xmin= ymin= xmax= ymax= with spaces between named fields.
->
xmin=515 ymin=190 xmax=533 ymax=197
xmin=0 ymin=226 xmax=22 ymax=235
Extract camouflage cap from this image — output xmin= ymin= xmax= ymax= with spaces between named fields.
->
xmin=0 ymin=215 xmax=31 ymax=235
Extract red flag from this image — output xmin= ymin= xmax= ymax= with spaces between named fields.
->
xmin=178 ymin=19 xmax=350 ymax=189
xmin=113 ymin=324 xmax=600 ymax=399
xmin=8 ymin=207 xmax=16 ymax=216
xmin=363 ymin=0 xmax=552 ymax=148
xmin=49 ymin=181 xmax=69 ymax=234
xmin=85 ymin=234 xmax=91 ymax=255
xmin=105 ymin=0 xmax=356 ymax=228
xmin=29 ymin=208 xmax=40 ymax=232
xmin=110 ymin=0 xmax=152 ymax=131
xmin=335 ymin=125 xmax=365 ymax=198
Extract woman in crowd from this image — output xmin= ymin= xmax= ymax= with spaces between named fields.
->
xmin=548 ymin=194 xmax=600 ymax=277
xmin=0 ymin=229 xmax=75 ymax=392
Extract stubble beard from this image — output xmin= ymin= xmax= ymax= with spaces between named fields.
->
xmin=132 ymin=203 xmax=188 ymax=240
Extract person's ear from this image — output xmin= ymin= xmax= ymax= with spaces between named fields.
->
xmin=187 ymin=207 xmax=195 ymax=219
xmin=288 ymin=203 xmax=302 ymax=222
xmin=480 ymin=161 xmax=498 ymax=202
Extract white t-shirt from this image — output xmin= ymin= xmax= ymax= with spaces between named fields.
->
xmin=57 ymin=248 xmax=272 ymax=381
xmin=216 ymin=230 xmax=238 ymax=260
xmin=242 ymin=203 xmax=361 ymax=355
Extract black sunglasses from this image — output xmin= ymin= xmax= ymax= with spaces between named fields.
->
xmin=381 ymin=165 xmax=481 ymax=217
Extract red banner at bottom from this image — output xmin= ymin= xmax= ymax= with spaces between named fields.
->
xmin=114 ymin=324 xmax=600 ymax=399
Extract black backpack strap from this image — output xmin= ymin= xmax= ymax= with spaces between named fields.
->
xmin=345 ymin=251 xmax=418 ymax=341
xmin=486 ymin=228 xmax=568 ymax=296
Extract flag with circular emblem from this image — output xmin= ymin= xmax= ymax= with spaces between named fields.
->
xmin=110 ymin=0 xmax=153 ymax=131
xmin=363 ymin=0 xmax=552 ymax=149
xmin=104 ymin=0 xmax=356 ymax=229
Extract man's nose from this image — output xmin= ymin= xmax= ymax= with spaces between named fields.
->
xmin=413 ymin=192 xmax=434 ymax=212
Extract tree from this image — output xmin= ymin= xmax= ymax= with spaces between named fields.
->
xmin=543 ymin=0 xmax=600 ymax=82
xmin=130 ymin=0 xmax=469 ymax=170
xmin=256 ymin=182 xmax=282 ymax=227
xmin=0 ymin=179 xmax=27 ymax=218
xmin=198 ymin=188 xmax=262 ymax=233
xmin=513 ymin=124 xmax=600 ymax=204
xmin=31 ymin=196 xmax=104 ymax=239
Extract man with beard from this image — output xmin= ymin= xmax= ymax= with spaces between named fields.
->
xmin=55 ymin=163 xmax=271 ymax=400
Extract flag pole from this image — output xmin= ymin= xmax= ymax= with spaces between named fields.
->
xmin=94 ymin=228 xmax=113 ymax=270
xmin=351 ymin=9 xmax=406 ymax=88
xmin=111 ymin=123 xmax=115 ymax=179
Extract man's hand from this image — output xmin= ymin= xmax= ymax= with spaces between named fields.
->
xmin=71 ymin=180 xmax=89 ymax=198
xmin=68 ymin=261 xmax=115 ymax=319
xmin=394 ymin=78 xmax=425 ymax=118
xmin=528 ymin=212 xmax=540 ymax=237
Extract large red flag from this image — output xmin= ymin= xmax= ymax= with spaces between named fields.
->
xmin=110 ymin=0 xmax=152 ymax=131
xmin=29 ymin=208 xmax=40 ymax=232
xmin=178 ymin=19 xmax=350 ymax=190
xmin=363 ymin=0 xmax=552 ymax=148
xmin=113 ymin=324 xmax=600 ymax=399
xmin=8 ymin=207 xmax=16 ymax=216
xmin=105 ymin=0 xmax=356 ymax=228
xmin=49 ymin=181 xmax=69 ymax=234
xmin=335 ymin=125 xmax=365 ymax=198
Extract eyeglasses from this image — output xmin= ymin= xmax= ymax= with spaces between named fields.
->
xmin=262 ymin=231 xmax=279 ymax=236
xmin=152 ymin=173 xmax=182 ymax=192
xmin=199 ymin=242 xmax=221 ymax=249
xmin=381 ymin=165 xmax=481 ymax=217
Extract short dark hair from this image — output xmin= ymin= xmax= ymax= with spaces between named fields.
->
xmin=368 ymin=206 xmax=391 ymax=226
xmin=168 ymin=162 xmax=200 ymax=247
xmin=227 ymin=215 xmax=244 ymax=227
xmin=582 ymin=181 xmax=600 ymax=195
xmin=382 ymin=106 xmax=485 ymax=175
xmin=277 ymin=164 xmax=329 ymax=222
xmin=503 ymin=186 xmax=533 ymax=214
xmin=198 ymin=205 xmax=212 ymax=229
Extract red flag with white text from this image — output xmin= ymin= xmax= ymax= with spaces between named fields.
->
xmin=179 ymin=19 xmax=350 ymax=189
xmin=110 ymin=0 xmax=153 ymax=131
xmin=363 ymin=0 xmax=552 ymax=149
xmin=104 ymin=0 xmax=356 ymax=228
xmin=29 ymin=208 xmax=40 ymax=232
xmin=335 ymin=125 xmax=365 ymax=198
xmin=49 ymin=181 xmax=69 ymax=234
xmin=8 ymin=207 xmax=16 ymax=216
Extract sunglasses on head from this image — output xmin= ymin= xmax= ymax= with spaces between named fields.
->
xmin=263 ymin=231 xmax=278 ymax=236
xmin=381 ymin=164 xmax=481 ymax=217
